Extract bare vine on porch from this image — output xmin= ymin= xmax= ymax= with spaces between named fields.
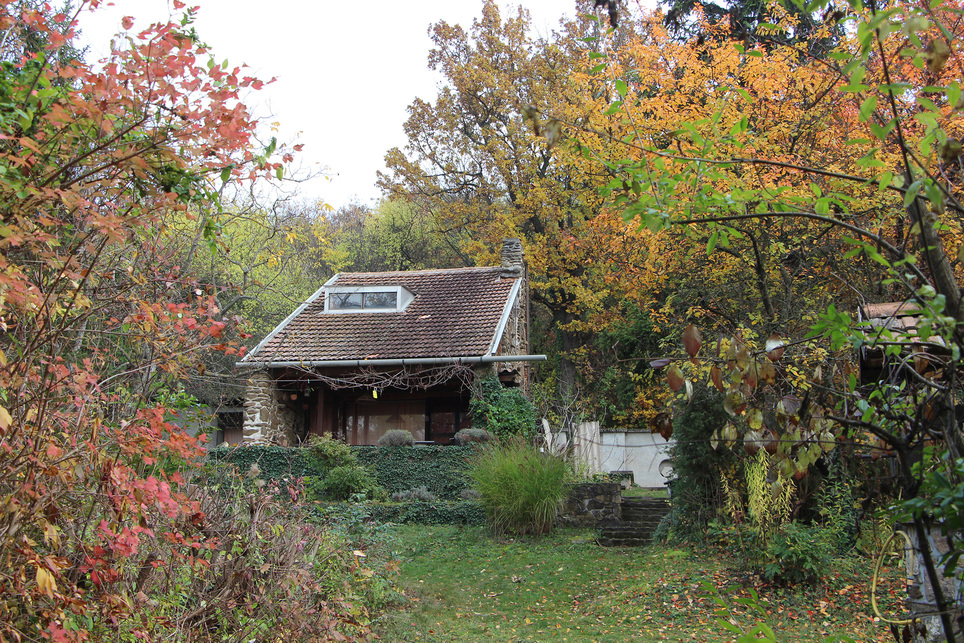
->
xmin=281 ymin=362 xmax=478 ymax=393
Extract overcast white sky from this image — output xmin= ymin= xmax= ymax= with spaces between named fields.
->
xmin=77 ymin=0 xmax=608 ymax=211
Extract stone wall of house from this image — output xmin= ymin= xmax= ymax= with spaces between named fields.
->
xmin=242 ymin=370 xmax=302 ymax=445
xmin=497 ymin=238 xmax=530 ymax=387
xmin=558 ymin=482 xmax=622 ymax=527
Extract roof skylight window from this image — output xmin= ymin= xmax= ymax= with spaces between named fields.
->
xmin=331 ymin=291 xmax=397 ymax=310
xmin=323 ymin=285 xmax=413 ymax=313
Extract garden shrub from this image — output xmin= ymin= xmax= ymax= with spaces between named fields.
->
xmin=131 ymin=463 xmax=379 ymax=641
xmin=762 ymin=522 xmax=833 ymax=584
xmin=304 ymin=434 xmax=386 ymax=501
xmin=707 ymin=448 xmax=797 ymax=572
xmin=454 ymin=428 xmax=494 ymax=445
xmin=377 ymin=429 xmax=415 ymax=446
xmin=811 ymin=455 xmax=860 ymax=554
xmin=313 ymin=464 xmax=387 ymax=501
xmin=391 ymin=486 xmax=438 ymax=502
xmin=468 ymin=437 xmax=569 ymax=535
xmin=308 ymin=433 xmax=355 ymax=468
xmin=469 ymin=377 xmax=538 ymax=441
xmin=706 ymin=450 xmax=838 ymax=585
xmin=743 ymin=449 xmax=794 ymax=549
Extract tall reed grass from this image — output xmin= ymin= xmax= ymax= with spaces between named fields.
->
xmin=467 ymin=438 xmax=569 ymax=535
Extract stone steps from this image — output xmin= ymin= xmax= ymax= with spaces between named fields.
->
xmin=598 ymin=497 xmax=671 ymax=547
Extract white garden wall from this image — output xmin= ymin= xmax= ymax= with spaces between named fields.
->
xmin=600 ymin=432 xmax=675 ymax=488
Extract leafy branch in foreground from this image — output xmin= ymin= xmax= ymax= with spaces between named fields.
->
xmin=549 ymin=0 xmax=964 ymax=639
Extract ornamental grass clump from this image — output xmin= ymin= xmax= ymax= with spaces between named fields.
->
xmin=468 ymin=438 xmax=569 ymax=536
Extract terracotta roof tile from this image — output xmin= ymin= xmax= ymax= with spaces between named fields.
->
xmin=246 ymin=267 xmax=518 ymax=363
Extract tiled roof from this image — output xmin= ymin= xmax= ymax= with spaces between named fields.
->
xmin=245 ymin=267 xmax=518 ymax=363
xmin=858 ymin=301 xmax=946 ymax=346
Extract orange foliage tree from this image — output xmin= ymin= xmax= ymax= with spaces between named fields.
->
xmin=381 ymin=1 xmax=661 ymax=429
xmin=582 ymin=1 xmax=964 ymax=637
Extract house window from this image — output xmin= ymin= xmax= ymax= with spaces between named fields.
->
xmin=344 ymin=399 xmax=426 ymax=445
xmin=330 ymin=291 xmax=398 ymax=310
xmin=331 ymin=292 xmax=363 ymax=309
xmin=362 ymin=291 xmax=397 ymax=309
xmin=324 ymin=286 xmax=412 ymax=313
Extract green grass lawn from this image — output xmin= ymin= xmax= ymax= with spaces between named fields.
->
xmin=374 ymin=525 xmax=907 ymax=642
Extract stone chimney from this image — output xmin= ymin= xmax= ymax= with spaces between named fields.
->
xmin=500 ymin=238 xmax=524 ymax=278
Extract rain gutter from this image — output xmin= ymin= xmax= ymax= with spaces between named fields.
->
xmin=235 ymin=355 xmax=547 ymax=369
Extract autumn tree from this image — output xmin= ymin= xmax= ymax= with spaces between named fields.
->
xmin=588 ymin=0 xmax=964 ymax=637
xmin=320 ymin=198 xmax=464 ymax=273
xmin=660 ymin=0 xmax=839 ymax=54
xmin=0 ymin=2 xmax=369 ymax=640
xmin=381 ymin=0 xmax=660 ymax=430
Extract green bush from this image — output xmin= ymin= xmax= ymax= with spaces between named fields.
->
xmin=468 ymin=437 xmax=569 ymax=536
xmin=762 ymin=522 xmax=833 ymax=584
xmin=308 ymin=433 xmax=355 ymax=468
xmin=304 ymin=434 xmax=386 ymax=501
xmin=377 ymin=429 xmax=415 ymax=446
xmin=311 ymin=464 xmax=386 ymax=501
xmin=454 ymin=428 xmax=494 ymax=445
xmin=812 ymin=457 xmax=859 ymax=554
xmin=469 ymin=378 xmax=538 ymax=441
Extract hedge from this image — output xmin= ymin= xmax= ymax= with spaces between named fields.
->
xmin=207 ymin=444 xmax=315 ymax=480
xmin=354 ymin=445 xmax=476 ymax=501
xmin=207 ymin=444 xmax=477 ymax=500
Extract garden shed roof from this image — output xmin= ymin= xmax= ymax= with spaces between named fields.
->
xmin=241 ymin=266 xmax=523 ymax=365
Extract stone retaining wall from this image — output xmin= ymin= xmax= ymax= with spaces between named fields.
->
xmin=558 ymin=482 xmax=621 ymax=526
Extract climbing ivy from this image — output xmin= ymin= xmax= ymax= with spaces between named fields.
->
xmin=209 ymin=444 xmax=477 ymax=501
xmin=355 ymin=446 xmax=476 ymax=500
xmin=315 ymin=500 xmax=486 ymax=526
xmin=469 ymin=378 xmax=538 ymax=441
xmin=208 ymin=444 xmax=316 ymax=479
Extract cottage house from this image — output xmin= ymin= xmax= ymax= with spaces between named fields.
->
xmin=237 ymin=239 xmax=544 ymax=445
xmin=856 ymin=301 xmax=950 ymax=386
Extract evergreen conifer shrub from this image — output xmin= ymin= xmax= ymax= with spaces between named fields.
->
xmin=665 ymin=386 xmax=738 ymax=542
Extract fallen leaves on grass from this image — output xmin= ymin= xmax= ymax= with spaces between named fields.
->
xmin=376 ymin=525 xmax=906 ymax=642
